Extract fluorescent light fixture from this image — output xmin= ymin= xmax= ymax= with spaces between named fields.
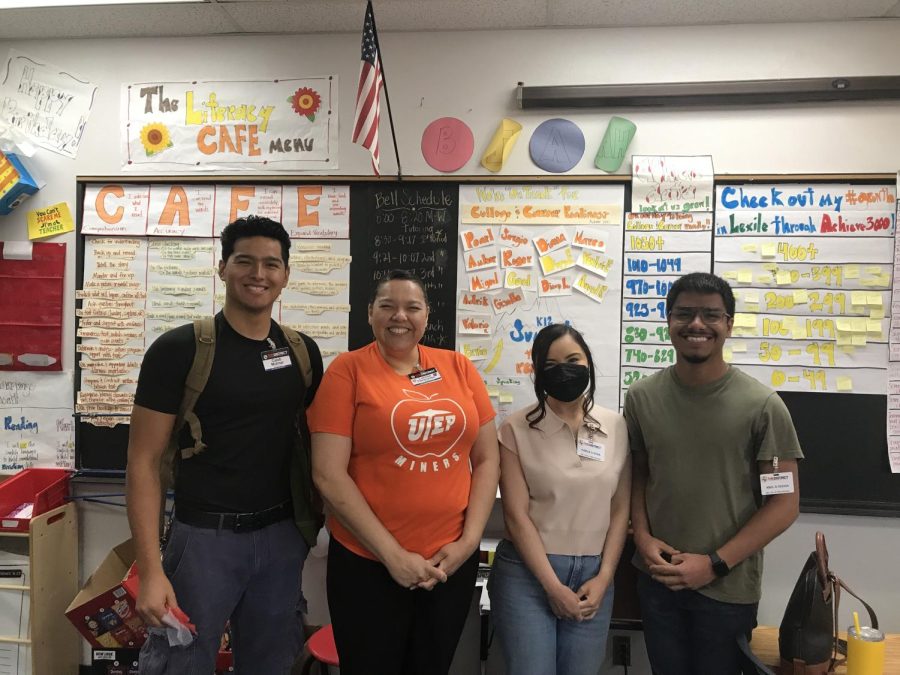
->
xmin=517 ymin=77 xmax=900 ymax=108
xmin=4 ymin=0 xmax=205 ymax=7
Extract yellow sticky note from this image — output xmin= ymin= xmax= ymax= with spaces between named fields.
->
xmin=744 ymin=291 xmax=759 ymax=303
xmin=867 ymin=292 xmax=882 ymax=307
xmin=723 ymin=270 xmax=738 ymax=280
xmin=851 ymin=318 xmax=866 ymax=332
xmin=792 ymin=289 xmax=808 ymax=304
xmin=776 ymin=271 xmax=791 ymax=285
xmin=836 ymin=318 xmax=851 ymax=332
xmin=850 ymin=291 xmax=867 ymax=306
xmin=26 ymin=202 xmax=74 ymax=240
xmin=498 ymin=392 xmax=514 ymax=404
xmin=867 ymin=319 xmax=882 ymax=334
xmin=731 ymin=343 xmax=747 ymax=353
xmin=737 ymin=269 xmax=753 ymax=284
xmin=860 ymin=278 xmax=878 ymax=287
xmin=486 ymin=386 xmax=500 ymax=398
xmin=723 ymin=346 xmax=733 ymax=362
xmin=845 ymin=265 xmax=859 ymax=279
xmin=733 ymin=313 xmax=754 ymax=328
xmin=851 ymin=334 xmax=867 ymax=346
xmin=866 ymin=266 xmax=882 ymax=274
xmin=761 ymin=242 xmax=777 ymax=258
xmin=837 ymin=334 xmax=851 ymax=346
xmin=481 ymin=118 xmax=522 ymax=172
xmin=837 ymin=376 xmax=853 ymax=392
xmin=741 ymin=243 xmax=758 ymax=253
xmin=870 ymin=306 xmax=885 ymax=320
xmin=762 ymin=263 xmax=778 ymax=272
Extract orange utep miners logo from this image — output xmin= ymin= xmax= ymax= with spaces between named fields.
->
xmin=390 ymin=389 xmax=467 ymax=473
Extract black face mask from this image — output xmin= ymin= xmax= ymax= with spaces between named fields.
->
xmin=542 ymin=363 xmax=589 ymax=402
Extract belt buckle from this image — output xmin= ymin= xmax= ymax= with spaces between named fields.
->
xmin=232 ymin=512 xmax=256 ymax=532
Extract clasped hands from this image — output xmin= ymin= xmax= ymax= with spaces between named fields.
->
xmin=386 ymin=538 xmax=475 ymax=591
xmin=635 ymin=532 xmax=716 ymax=591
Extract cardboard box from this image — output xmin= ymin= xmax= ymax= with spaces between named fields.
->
xmin=65 ymin=540 xmax=147 ymax=649
xmin=90 ymin=649 xmax=139 ymax=675
xmin=0 ymin=151 xmax=41 ymax=216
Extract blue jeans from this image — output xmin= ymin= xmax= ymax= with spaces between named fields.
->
xmin=637 ymin=572 xmax=758 ymax=675
xmin=139 ymin=517 xmax=308 ymax=675
xmin=488 ymin=538 xmax=614 ymax=675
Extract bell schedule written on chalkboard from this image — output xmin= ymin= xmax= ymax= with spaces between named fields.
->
xmin=349 ymin=184 xmax=458 ymax=350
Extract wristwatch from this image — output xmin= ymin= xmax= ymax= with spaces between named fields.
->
xmin=708 ymin=551 xmax=730 ymax=577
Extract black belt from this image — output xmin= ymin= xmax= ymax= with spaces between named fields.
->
xmin=175 ymin=501 xmax=292 ymax=533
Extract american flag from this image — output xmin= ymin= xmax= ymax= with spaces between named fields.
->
xmin=353 ymin=1 xmax=383 ymax=175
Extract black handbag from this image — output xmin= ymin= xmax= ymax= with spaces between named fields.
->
xmin=777 ymin=532 xmax=878 ymax=674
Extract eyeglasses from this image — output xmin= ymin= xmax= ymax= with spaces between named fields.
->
xmin=667 ymin=307 xmax=732 ymax=324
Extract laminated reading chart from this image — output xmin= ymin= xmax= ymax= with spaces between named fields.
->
xmin=714 ymin=183 xmax=895 ymax=397
xmin=456 ymin=184 xmax=625 ymax=419
xmin=77 ymin=183 xmax=350 ymax=428
xmin=620 ymin=155 xmax=715 ymax=407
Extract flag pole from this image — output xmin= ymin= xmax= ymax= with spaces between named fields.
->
xmin=368 ymin=1 xmax=402 ymax=179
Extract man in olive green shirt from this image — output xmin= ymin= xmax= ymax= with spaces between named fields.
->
xmin=625 ymin=272 xmax=803 ymax=675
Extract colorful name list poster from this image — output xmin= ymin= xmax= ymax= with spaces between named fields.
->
xmin=456 ymin=184 xmax=625 ymax=419
xmin=122 ymin=77 xmax=338 ymax=171
xmin=77 ymin=183 xmax=351 ymax=427
xmin=714 ymin=183 xmax=895 ymax=396
xmin=620 ymin=212 xmax=713 ymax=407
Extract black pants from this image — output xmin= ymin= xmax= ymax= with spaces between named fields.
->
xmin=327 ymin=537 xmax=479 ymax=675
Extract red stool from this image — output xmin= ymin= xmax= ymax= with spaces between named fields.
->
xmin=300 ymin=624 xmax=339 ymax=675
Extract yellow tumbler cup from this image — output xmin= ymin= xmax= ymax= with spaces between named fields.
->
xmin=847 ymin=625 xmax=885 ymax=675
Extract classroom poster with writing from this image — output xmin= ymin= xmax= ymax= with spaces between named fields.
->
xmin=888 ymin=180 xmax=900 ymax=472
xmin=122 ymin=77 xmax=338 ymax=170
xmin=456 ymin=184 xmax=625 ymax=419
xmin=631 ymin=155 xmax=714 ymax=214
xmin=0 ymin=50 xmax=97 ymax=158
xmin=714 ymin=183 xmax=895 ymax=396
xmin=77 ymin=184 xmax=351 ymax=428
xmin=619 ymin=212 xmax=713 ymax=407
xmin=0 ymin=371 xmax=74 ymax=471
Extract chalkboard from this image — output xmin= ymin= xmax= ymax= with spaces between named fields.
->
xmin=780 ymin=392 xmax=900 ymax=516
xmin=348 ymin=183 xmax=458 ymax=350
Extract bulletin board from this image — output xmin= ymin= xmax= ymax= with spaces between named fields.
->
xmin=71 ymin=175 xmax=900 ymax=516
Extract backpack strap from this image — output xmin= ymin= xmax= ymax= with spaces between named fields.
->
xmin=179 ymin=316 xmax=216 ymax=459
xmin=158 ymin=316 xmax=217 ymax=535
xmin=280 ymin=324 xmax=313 ymax=389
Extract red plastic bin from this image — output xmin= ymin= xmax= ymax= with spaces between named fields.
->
xmin=0 ymin=468 xmax=70 ymax=532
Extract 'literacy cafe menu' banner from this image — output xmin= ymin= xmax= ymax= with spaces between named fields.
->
xmin=122 ymin=77 xmax=338 ymax=170
xmin=456 ymin=184 xmax=625 ymax=420
xmin=714 ymin=183 xmax=895 ymax=396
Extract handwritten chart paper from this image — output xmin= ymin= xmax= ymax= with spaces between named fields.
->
xmin=457 ymin=184 xmax=625 ymax=419
xmin=0 ymin=371 xmax=74 ymax=471
xmin=620 ymin=212 xmax=713 ymax=407
xmin=714 ymin=183 xmax=895 ymax=396
xmin=0 ymin=50 xmax=97 ymax=158
xmin=888 ymin=185 xmax=900 ymax=472
xmin=82 ymin=183 xmax=349 ymax=239
xmin=631 ymin=155 xmax=714 ymax=214
xmin=122 ymin=77 xmax=338 ymax=171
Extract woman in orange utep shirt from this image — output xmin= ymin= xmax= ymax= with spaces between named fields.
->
xmin=308 ymin=269 xmax=499 ymax=675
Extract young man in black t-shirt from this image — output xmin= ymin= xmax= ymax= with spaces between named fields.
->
xmin=125 ymin=216 xmax=322 ymax=674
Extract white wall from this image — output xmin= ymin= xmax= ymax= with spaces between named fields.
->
xmin=2 ymin=18 xmax=899 ymax=669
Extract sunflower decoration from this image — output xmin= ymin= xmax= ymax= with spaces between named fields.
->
xmin=288 ymin=87 xmax=322 ymax=122
xmin=140 ymin=122 xmax=173 ymax=157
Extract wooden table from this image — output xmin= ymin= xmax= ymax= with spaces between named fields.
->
xmin=751 ymin=626 xmax=900 ymax=674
